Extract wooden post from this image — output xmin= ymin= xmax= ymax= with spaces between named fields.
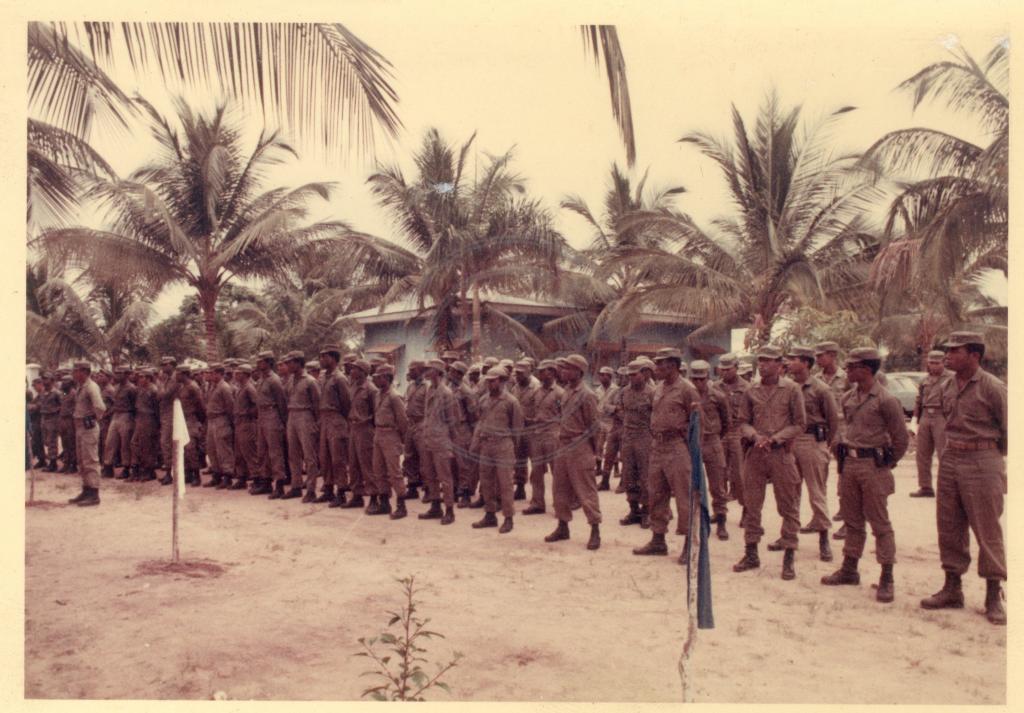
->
xmin=171 ymin=438 xmax=180 ymax=563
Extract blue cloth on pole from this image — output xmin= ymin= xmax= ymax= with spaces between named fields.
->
xmin=686 ymin=409 xmax=715 ymax=629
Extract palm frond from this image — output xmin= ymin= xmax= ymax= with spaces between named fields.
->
xmin=581 ymin=26 xmax=635 ymax=167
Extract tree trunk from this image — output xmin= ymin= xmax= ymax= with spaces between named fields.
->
xmin=471 ymin=283 xmax=482 ymax=361
xmin=619 ymin=335 xmax=629 ymax=368
xmin=201 ymin=289 xmax=219 ymax=363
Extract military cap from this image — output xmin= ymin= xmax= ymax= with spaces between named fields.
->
xmin=845 ymin=347 xmax=881 ymax=367
xmin=319 ymin=344 xmax=342 ymax=356
xmin=468 ymin=363 xmax=482 ymax=374
xmin=525 ymin=357 xmax=537 ymax=367
xmin=598 ymin=366 xmax=614 ymax=376
xmin=283 ymin=350 xmax=304 ymax=363
xmin=377 ymin=363 xmax=396 ymax=376
xmin=717 ymin=353 xmax=739 ymax=368
xmin=943 ymin=331 xmax=985 ymax=348
xmin=515 ymin=358 xmax=533 ymax=369
xmin=554 ymin=357 xmax=569 ymax=368
xmin=483 ymin=370 xmax=503 ymax=381
xmin=637 ymin=356 xmax=656 ymax=370
xmin=449 ymin=361 xmax=468 ymax=374
xmin=756 ymin=344 xmax=784 ymax=360
xmin=926 ymin=350 xmax=946 ymax=363
xmin=236 ymin=363 xmax=253 ymax=374
xmin=159 ymin=356 xmax=177 ymax=365
xmin=41 ymin=371 xmax=55 ymax=380
xmin=653 ymin=347 xmax=683 ymax=362
xmin=537 ymin=359 xmax=556 ymax=371
xmin=306 ymin=361 xmax=320 ymax=371
xmin=625 ymin=359 xmax=645 ymax=375
xmin=209 ymin=363 xmax=225 ymax=372
xmin=139 ymin=367 xmax=157 ymax=378
xmin=342 ymin=353 xmax=358 ymax=363
xmin=221 ymin=358 xmax=238 ymax=367
xmin=498 ymin=359 xmax=514 ymax=368
xmin=564 ymin=354 xmax=588 ymax=372
xmin=175 ymin=364 xmax=193 ymax=373
xmin=786 ymin=346 xmax=816 ymax=359
xmin=483 ymin=356 xmax=500 ymax=367
xmin=688 ymin=359 xmax=711 ymax=377
xmin=426 ymin=358 xmax=446 ymax=371
xmin=98 ymin=368 xmax=112 ymax=378
xmin=255 ymin=350 xmax=276 ymax=362
xmin=513 ymin=360 xmax=531 ymax=373
xmin=351 ymin=359 xmax=371 ymax=374
xmin=441 ymin=350 xmax=460 ymax=360
xmin=72 ymin=360 xmax=92 ymax=370
xmin=813 ymin=341 xmax=840 ymax=355
xmin=616 ymin=366 xmax=630 ymax=376
xmin=369 ymin=356 xmax=386 ymax=365
xmin=407 ymin=360 xmax=425 ymax=370
xmin=113 ymin=365 xmax=131 ymax=373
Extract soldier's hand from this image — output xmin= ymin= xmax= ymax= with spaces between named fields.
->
xmin=754 ymin=435 xmax=771 ymax=450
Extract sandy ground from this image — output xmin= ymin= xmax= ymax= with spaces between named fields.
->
xmin=24 ymin=456 xmax=1005 ymax=703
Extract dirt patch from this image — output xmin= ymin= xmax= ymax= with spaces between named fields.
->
xmin=135 ymin=559 xmax=227 ymax=579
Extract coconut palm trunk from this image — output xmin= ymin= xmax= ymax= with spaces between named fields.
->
xmin=472 ymin=283 xmax=482 ymax=361
xmin=201 ymin=290 xmax=220 ymax=363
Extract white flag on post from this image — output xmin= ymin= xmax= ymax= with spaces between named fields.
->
xmin=172 ymin=398 xmax=190 ymax=499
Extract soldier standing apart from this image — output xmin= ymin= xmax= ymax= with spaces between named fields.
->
xmin=129 ymin=369 xmax=160 ymax=482
xmin=732 ymin=345 xmax=806 ymax=580
xmin=369 ymin=364 xmax=407 ymax=517
xmin=522 ymin=360 xmax=563 ymax=516
xmin=545 ymin=354 xmax=602 ymax=550
xmin=920 ymin=332 xmax=1007 ymax=625
xmin=232 ymin=365 xmax=261 ymax=492
xmin=473 ymin=370 xmax=524 ymax=533
xmin=203 ymin=364 xmax=236 ymax=489
xmin=419 ymin=360 xmax=460 ymax=524
xmin=785 ymin=346 xmax=840 ymax=562
xmin=632 ymin=348 xmax=698 ymax=559
xmin=912 ymin=350 xmax=953 ymax=498
xmin=510 ymin=360 xmax=538 ymax=501
xmin=617 ymin=359 xmax=654 ymax=528
xmin=281 ymin=352 xmax=320 ymax=501
xmin=821 ymin=347 xmax=908 ymax=602
xmin=344 ymin=360 xmax=376 ymax=509
xmin=715 ymin=354 xmax=749 ymax=516
xmin=254 ymin=352 xmax=290 ymax=499
xmin=68 ymin=362 xmax=106 ymax=506
xmin=689 ymin=360 xmax=732 ymax=541
xmin=317 ymin=346 xmax=351 ymax=506
xmin=40 ymin=373 xmax=62 ymax=472
xmin=447 ymin=361 xmax=478 ymax=508
xmin=402 ymin=361 xmax=427 ymax=501
xmin=176 ymin=366 xmax=206 ymax=486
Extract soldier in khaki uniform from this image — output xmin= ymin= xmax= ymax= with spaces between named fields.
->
xmin=58 ymin=378 xmax=78 ymax=472
xmin=920 ymin=332 xmax=1007 ymax=625
xmin=253 ymin=352 xmax=289 ymax=498
xmin=96 ymin=370 xmax=116 ymax=477
xmin=282 ymin=352 xmax=320 ymax=501
xmin=813 ymin=341 xmax=851 ymax=540
xmin=689 ymin=360 xmax=732 ymax=541
xmin=232 ymin=364 xmax=260 ymax=491
xmin=593 ymin=367 xmax=615 ymax=485
xmin=39 ymin=373 xmax=63 ymax=471
xmin=369 ymin=364 xmax=407 ymax=517
xmin=510 ymin=360 xmax=538 ymax=501
xmin=175 ymin=366 xmax=206 ymax=486
xmin=822 ymin=347 xmax=909 ymax=602
xmin=343 ymin=360 xmax=376 ymax=509
xmin=545 ymin=354 xmax=602 ymax=550
xmin=633 ymin=348 xmax=698 ymax=559
xmin=911 ymin=350 xmax=953 ymax=498
xmin=102 ymin=366 xmax=136 ymax=479
xmin=155 ymin=356 xmax=178 ymax=479
xmin=68 ymin=362 xmax=106 ymax=506
xmin=419 ymin=359 xmax=460 ymax=523
xmin=618 ymin=359 xmax=654 ymax=527
xmin=129 ymin=368 xmax=160 ymax=481
xmin=317 ymin=346 xmax=351 ymax=506
xmin=203 ymin=364 xmax=235 ymax=488
xmin=732 ymin=345 xmax=806 ymax=580
xmin=447 ymin=361 xmax=477 ymax=508
xmin=522 ymin=360 xmax=563 ymax=515
xmin=472 ymin=370 xmax=523 ymax=533
xmin=785 ymin=346 xmax=840 ymax=562
xmin=716 ymin=354 xmax=749 ymax=511
xmin=402 ymin=361 xmax=427 ymax=501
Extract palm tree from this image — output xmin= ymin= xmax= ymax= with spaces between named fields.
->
xmin=862 ymin=41 xmax=1007 ymax=364
xmin=581 ymin=26 xmax=635 ymax=167
xmin=607 ymin=91 xmax=880 ymax=346
xmin=346 ymin=128 xmax=567 ymax=359
xmin=27 ymin=263 xmax=153 ymax=368
xmin=543 ymin=164 xmax=684 ymax=360
xmin=35 ymin=98 xmax=355 ymax=362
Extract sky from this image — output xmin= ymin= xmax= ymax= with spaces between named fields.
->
xmin=42 ymin=0 xmax=1011 ymax=321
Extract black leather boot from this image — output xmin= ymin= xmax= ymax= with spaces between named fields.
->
xmin=633 ymin=532 xmax=668 ymax=556
xmin=544 ymin=520 xmax=570 ymax=542
xmin=315 ymin=485 xmax=334 ymax=503
xmin=390 ymin=497 xmax=408 ymax=520
xmin=76 ymin=486 xmax=100 ymax=507
xmin=716 ymin=513 xmax=729 ymax=541
xmin=920 ymin=571 xmax=965 ymax=610
xmin=985 ymin=579 xmax=1006 ymax=625
xmin=781 ymin=549 xmax=796 ymax=580
xmin=229 ymin=476 xmax=248 ymax=490
xmin=268 ymin=480 xmax=286 ymax=499
xmin=597 ymin=473 xmax=610 ymax=491
xmin=819 ymin=531 xmax=833 ymax=562
xmin=876 ymin=564 xmax=895 ymax=603
xmin=733 ymin=543 xmax=760 ymax=572
xmin=821 ymin=556 xmax=860 ymax=585
xmin=619 ymin=501 xmax=642 ymax=526
xmin=473 ymin=512 xmax=499 ymax=529
xmin=586 ymin=524 xmax=600 ymax=550
xmin=364 ymin=494 xmax=381 ymax=514
xmin=101 ymin=465 xmax=115 ymax=478
xmin=499 ymin=516 xmax=514 ymax=534
xmin=418 ymin=500 xmax=443 ymax=520
xmin=513 ymin=483 xmax=527 ymax=500
xmin=341 ymin=494 xmax=365 ymax=509
xmin=440 ymin=505 xmax=455 ymax=525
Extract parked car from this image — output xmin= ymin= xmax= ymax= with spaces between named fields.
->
xmin=884 ymin=372 xmax=926 ymax=418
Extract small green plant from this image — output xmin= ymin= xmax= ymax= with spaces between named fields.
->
xmin=355 ymin=575 xmax=463 ymax=701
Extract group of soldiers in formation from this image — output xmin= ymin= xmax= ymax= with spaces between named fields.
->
xmin=26 ymin=331 xmax=1006 ymax=624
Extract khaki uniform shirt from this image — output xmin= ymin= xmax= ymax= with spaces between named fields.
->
xmin=940 ymin=368 xmax=1007 ymax=454
xmin=651 ymin=376 xmax=699 ymax=437
xmin=621 ymin=383 xmax=655 ymax=437
xmin=40 ymin=389 xmax=62 ymax=416
xmin=528 ymin=382 xmax=564 ymax=437
xmin=287 ymin=373 xmax=321 ymax=419
xmin=233 ymin=381 xmax=259 ymax=420
xmin=511 ymin=380 xmax=540 ymax=423
xmin=840 ymin=381 xmax=909 ymax=460
xmin=135 ymin=384 xmax=159 ymax=417
xmin=256 ymin=371 xmax=288 ymax=421
xmin=738 ymin=377 xmax=806 ymax=444
xmin=796 ymin=375 xmax=841 ymax=447
xmin=558 ymin=382 xmax=599 ymax=443
xmin=717 ymin=377 xmax=749 ymax=434
xmin=916 ymin=370 xmax=954 ymax=420
xmin=421 ymin=382 xmax=459 ymax=444
xmin=206 ymin=380 xmax=235 ymax=420
xmin=178 ymin=381 xmax=205 ymax=420
xmin=699 ymin=385 xmax=731 ymax=440
xmin=73 ymin=378 xmax=106 ymax=419
xmin=110 ymin=382 xmax=137 ymax=414
xmin=452 ymin=381 xmax=478 ymax=427
xmin=320 ymin=368 xmax=352 ymax=418
xmin=348 ymin=379 xmax=378 ymax=427
xmin=60 ymin=388 xmax=77 ymax=417
xmin=373 ymin=388 xmax=408 ymax=437
xmin=404 ymin=380 xmax=426 ymax=425
xmin=476 ymin=390 xmax=524 ymax=441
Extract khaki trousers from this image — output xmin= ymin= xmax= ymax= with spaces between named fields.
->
xmin=348 ymin=424 xmax=375 ymax=496
xmin=478 ymin=437 xmax=515 ymax=517
xmin=233 ymin=418 xmax=257 ymax=479
xmin=286 ymin=410 xmax=319 ymax=488
xmin=421 ymin=444 xmax=456 ymax=507
xmin=701 ymin=435 xmax=728 ymax=518
xmin=257 ymin=412 xmax=287 ymax=482
xmin=205 ymin=415 xmax=235 ymax=475
xmin=553 ymin=438 xmax=602 ymax=525
xmin=620 ymin=432 xmax=651 ymax=505
xmin=742 ymin=446 xmax=801 ymax=548
xmin=75 ymin=420 xmax=100 ymax=488
xmin=916 ymin=414 xmax=946 ymax=490
xmin=42 ymin=416 xmax=60 ymax=460
xmin=839 ymin=457 xmax=896 ymax=563
xmin=937 ymin=448 xmax=1006 ymax=580
xmin=130 ymin=416 xmax=159 ymax=469
xmin=793 ymin=433 xmax=831 ymax=531
xmin=373 ymin=428 xmax=404 ymax=498
xmin=451 ymin=423 xmax=474 ymax=495
xmin=527 ymin=432 xmax=557 ymax=509
xmin=723 ymin=430 xmax=745 ymax=505
xmin=319 ymin=411 xmax=349 ymax=490
xmin=103 ymin=412 xmax=133 ymax=467
xmin=647 ymin=438 xmax=691 ymax=535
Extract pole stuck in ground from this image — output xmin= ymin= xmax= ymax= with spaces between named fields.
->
xmin=171 ymin=398 xmax=190 ymax=563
